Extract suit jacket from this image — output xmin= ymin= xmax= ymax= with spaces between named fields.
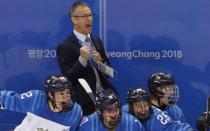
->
xmin=57 ymin=33 xmax=115 ymax=115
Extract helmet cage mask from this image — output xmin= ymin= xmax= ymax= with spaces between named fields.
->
xmin=127 ymin=88 xmax=152 ymax=121
xmin=96 ymin=90 xmax=121 ymax=130
xmin=148 ymin=72 xmax=179 ymax=105
xmin=101 ymin=107 xmax=121 ymax=130
xmin=45 ymin=75 xmax=73 ymax=112
xmin=156 ymin=84 xmax=179 ymax=105
xmin=48 ymin=89 xmax=73 ymax=112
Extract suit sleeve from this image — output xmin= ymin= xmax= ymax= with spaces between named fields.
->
xmin=57 ymin=41 xmax=87 ymax=82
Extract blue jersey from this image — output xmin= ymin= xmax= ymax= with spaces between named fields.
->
xmin=122 ymin=104 xmax=192 ymax=131
xmin=0 ymin=90 xmax=82 ymax=131
xmin=165 ymin=105 xmax=186 ymax=122
xmin=78 ymin=111 xmax=145 ymax=131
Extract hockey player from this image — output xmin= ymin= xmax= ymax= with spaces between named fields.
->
xmin=122 ymin=88 xmax=193 ymax=131
xmin=197 ymin=111 xmax=210 ymax=131
xmin=78 ymin=89 xmax=145 ymax=131
xmin=197 ymin=95 xmax=210 ymax=131
xmin=0 ymin=75 xmax=82 ymax=131
xmin=148 ymin=72 xmax=186 ymax=122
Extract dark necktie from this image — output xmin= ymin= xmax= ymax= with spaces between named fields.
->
xmin=85 ymin=36 xmax=103 ymax=91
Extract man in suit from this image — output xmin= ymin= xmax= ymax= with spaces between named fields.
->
xmin=56 ymin=2 xmax=116 ymax=116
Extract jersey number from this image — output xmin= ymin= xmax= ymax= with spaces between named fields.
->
xmin=21 ymin=91 xmax=33 ymax=99
xmin=157 ymin=112 xmax=170 ymax=125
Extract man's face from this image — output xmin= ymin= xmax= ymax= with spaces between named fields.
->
xmin=101 ymin=107 xmax=120 ymax=130
xmin=71 ymin=6 xmax=93 ymax=35
xmin=53 ymin=89 xmax=71 ymax=111
xmin=159 ymin=85 xmax=174 ymax=105
xmin=132 ymin=100 xmax=150 ymax=120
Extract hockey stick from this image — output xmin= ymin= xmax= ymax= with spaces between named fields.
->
xmin=207 ymin=96 xmax=210 ymax=117
xmin=78 ymin=78 xmax=96 ymax=105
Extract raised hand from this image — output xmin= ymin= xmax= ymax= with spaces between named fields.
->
xmin=92 ymin=51 xmax=102 ymax=62
xmin=80 ymin=45 xmax=91 ymax=61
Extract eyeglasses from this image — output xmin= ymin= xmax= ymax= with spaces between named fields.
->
xmin=73 ymin=13 xmax=92 ymax=19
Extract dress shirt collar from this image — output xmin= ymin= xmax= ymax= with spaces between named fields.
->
xmin=73 ymin=30 xmax=91 ymax=43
